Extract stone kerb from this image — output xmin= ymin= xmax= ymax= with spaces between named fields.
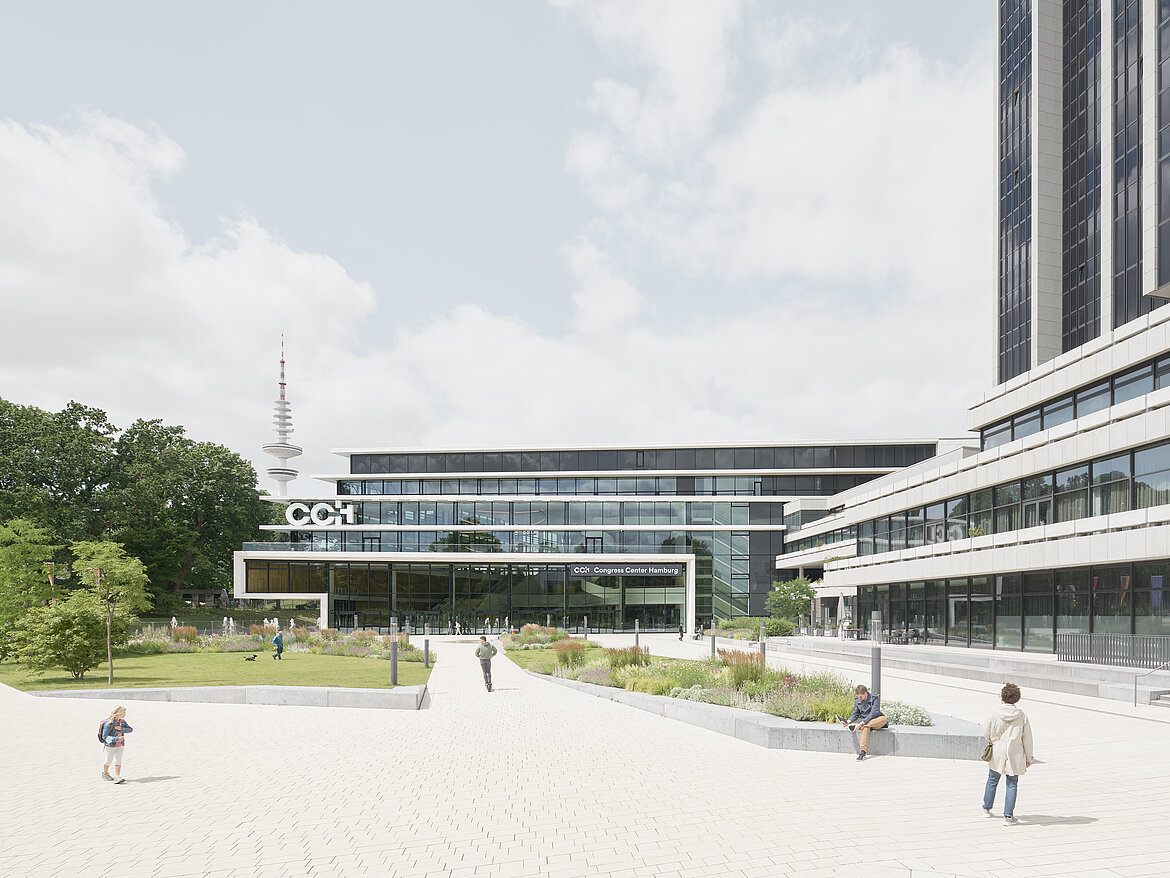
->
xmin=532 ymin=672 xmax=984 ymax=760
xmin=31 ymin=683 xmax=427 ymax=710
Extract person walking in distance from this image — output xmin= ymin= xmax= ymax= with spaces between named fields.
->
xmin=99 ymin=706 xmax=133 ymax=784
xmin=272 ymin=629 xmax=284 ymax=660
xmin=475 ymin=635 xmax=497 ymax=692
xmin=981 ymin=682 xmax=1035 ymax=826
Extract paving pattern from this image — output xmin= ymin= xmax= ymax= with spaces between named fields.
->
xmin=2 ymin=634 xmax=1167 ymax=877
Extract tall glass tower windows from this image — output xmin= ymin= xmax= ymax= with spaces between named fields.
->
xmin=1114 ymin=0 xmax=1168 ymax=325
xmin=1000 ymin=0 xmax=1034 ymax=382
xmin=1062 ymin=0 xmax=1102 ymax=350
xmin=1158 ymin=1 xmax=1170 ymax=300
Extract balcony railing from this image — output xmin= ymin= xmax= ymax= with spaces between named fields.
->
xmin=1056 ymin=633 xmax=1170 ymax=669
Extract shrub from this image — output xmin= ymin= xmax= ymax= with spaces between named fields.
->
xmin=250 ymin=625 xmax=276 ymax=638
xmin=320 ymin=628 xmax=341 ymax=641
xmin=606 ymin=645 xmax=650 ymax=669
xmin=351 ymin=629 xmax=381 ymax=642
xmin=126 ymin=638 xmax=168 ymax=655
xmin=290 ymin=627 xmax=312 ymax=642
xmin=625 ymin=674 xmax=674 ymax=695
xmin=766 ymin=618 xmax=795 ymax=637
xmin=208 ymin=635 xmax=269 ymax=653
xmin=659 ymin=659 xmax=720 ymax=690
xmin=553 ymin=638 xmax=589 ymax=668
xmin=670 ymin=685 xmax=705 ymax=700
xmin=698 ymin=686 xmax=736 ymax=706
xmin=171 ymin=625 xmax=199 ymax=643
xmin=718 ymin=649 xmax=767 ymax=687
xmin=577 ymin=667 xmax=615 ymax=687
xmin=883 ymin=700 xmax=933 ymax=727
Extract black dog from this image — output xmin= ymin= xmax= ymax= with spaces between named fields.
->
xmin=244 ymin=654 xmax=257 ymax=661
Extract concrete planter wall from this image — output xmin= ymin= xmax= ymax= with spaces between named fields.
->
xmin=31 ymin=683 xmax=427 ymax=710
xmin=532 ymin=672 xmax=983 ymax=760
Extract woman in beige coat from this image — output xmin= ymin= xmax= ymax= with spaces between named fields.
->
xmin=981 ymin=682 xmax=1034 ymax=825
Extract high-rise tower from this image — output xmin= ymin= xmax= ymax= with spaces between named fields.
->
xmin=262 ymin=336 xmax=302 ymax=496
xmin=997 ymin=0 xmax=1169 ymax=384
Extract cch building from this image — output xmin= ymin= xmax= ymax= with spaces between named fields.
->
xmin=234 ymin=441 xmax=942 ymax=633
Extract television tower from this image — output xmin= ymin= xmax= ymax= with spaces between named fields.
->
xmin=262 ymin=335 xmax=302 ymax=496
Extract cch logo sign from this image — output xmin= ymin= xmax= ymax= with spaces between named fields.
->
xmin=285 ymin=502 xmax=357 ymax=527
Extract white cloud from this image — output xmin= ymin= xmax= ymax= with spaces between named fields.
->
xmin=0 ymin=7 xmax=994 ymax=498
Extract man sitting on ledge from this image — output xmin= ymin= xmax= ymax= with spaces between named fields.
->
xmin=839 ymin=684 xmax=886 ymax=761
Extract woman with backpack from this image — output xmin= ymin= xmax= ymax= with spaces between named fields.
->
xmin=99 ymin=706 xmax=133 ymax=784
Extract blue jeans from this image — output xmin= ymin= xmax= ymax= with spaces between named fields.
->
xmin=982 ymin=769 xmax=1018 ymax=817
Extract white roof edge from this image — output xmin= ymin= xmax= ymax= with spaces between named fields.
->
xmin=327 ymin=438 xmax=966 ymax=457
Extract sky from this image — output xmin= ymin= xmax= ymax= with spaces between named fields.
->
xmin=0 ymin=1 xmax=996 ymax=492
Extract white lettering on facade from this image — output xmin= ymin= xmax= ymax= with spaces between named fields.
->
xmin=285 ymin=501 xmax=356 ymax=527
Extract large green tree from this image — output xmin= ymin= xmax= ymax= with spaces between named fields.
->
xmin=0 ymin=399 xmax=274 ymax=611
xmin=0 ymin=518 xmax=61 ymax=631
xmin=107 ymin=419 xmax=273 ymax=606
xmin=72 ymin=540 xmax=151 ymax=684
xmin=0 ymin=399 xmax=118 ymax=540
xmin=765 ymin=576 xmax=818 ymax=621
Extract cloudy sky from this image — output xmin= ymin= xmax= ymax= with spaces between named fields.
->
xmin=0 ymin=1 xmax=995 ymax=492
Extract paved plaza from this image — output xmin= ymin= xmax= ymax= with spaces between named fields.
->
xmin=2 ymin=635 xmax=1166 ymax=878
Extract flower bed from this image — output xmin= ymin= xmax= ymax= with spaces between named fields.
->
xmin=124 ymin=627 xmax=436 ymax=663
xmin=525 ymin=646 xmax=931 ymax=726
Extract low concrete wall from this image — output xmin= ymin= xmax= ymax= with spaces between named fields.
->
xmin=533 ymin=673 xmax=983 ymax=760
xmin=32 ymin=683 xmax=427 ymax=710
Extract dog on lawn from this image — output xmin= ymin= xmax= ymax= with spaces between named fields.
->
xmin=244 ymin=654 xmax=257 ymax=661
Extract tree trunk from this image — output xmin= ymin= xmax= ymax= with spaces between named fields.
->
xmin=170 ymin=529 xmax=204 ymax=593
xmin=106 ymin=606 xmax=114 ymax=685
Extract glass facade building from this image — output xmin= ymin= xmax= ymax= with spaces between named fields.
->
xmin=794 ymin=3 xmax=1170 ymax=663
xmin=235 ymin=442 xmax=939 ymax=631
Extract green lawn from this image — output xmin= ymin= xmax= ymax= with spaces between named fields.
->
xmin=504 ymin=645 xmax=605 ymax=670
xmin=0 ymin=651 xmax=432 ymax=691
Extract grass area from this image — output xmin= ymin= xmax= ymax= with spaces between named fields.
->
xmin=504 ymin=647 xmax=561 ymax=670
xmin=0 ymin=652 xmax=432 ymax=692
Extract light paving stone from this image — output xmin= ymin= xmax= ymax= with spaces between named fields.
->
xmin=2 ymin=633 xmax=1168 ymax=877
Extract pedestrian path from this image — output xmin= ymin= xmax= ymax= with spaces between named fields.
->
xmin=0 ymin=635 xmax=1165 ymax=877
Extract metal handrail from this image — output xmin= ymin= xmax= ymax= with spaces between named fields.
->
xmin=1133 ymin=659 xmax=1170 ymax=707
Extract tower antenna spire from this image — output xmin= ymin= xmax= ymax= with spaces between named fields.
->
xmin=262 ymin=334 xmax=302 ymax=497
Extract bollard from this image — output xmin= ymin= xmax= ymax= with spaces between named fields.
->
xmin=424 ymin=638 xmax=430 ymax=669
xmin=635 ymin=619 xmax=640 ymax=649
xmin=390 ymin=616 xmax=399 ymax=686
xmin=760 ymin=622 xmax=766 ymax=658
xmin=584 ymin=615 xmax=588 ymax=636
xmin=871 ymin=643 xmax=881 ymax=697
xmin=711 ymin=622 xmax=716 ymax=658
xmin=546 ymin=613 xmax=551 ymax=628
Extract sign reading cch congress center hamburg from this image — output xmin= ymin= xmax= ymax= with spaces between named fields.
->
xmin=234 ymin=369 xmax=944 ymax=636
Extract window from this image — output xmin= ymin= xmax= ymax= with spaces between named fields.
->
xmin=1091 ymin=454 xmax=1131 ymax=515
xmin=993 ymin=483 xmax=1021 ymax=533
xmin=945 ymin=496 xmax=969 ymax=540
xmin=1075 ymin=381 xmax=1110 ymax=417
xmin=1012 ymin=409 xmax=1041 ymax=439
xmin=1113 ymin=364 xmax=1154 ymax=404
xmin=1041 ymin=396 xmax=1074 ymax=429
xmin=983 ymin=420 xmax=1012 ymax=450
xmin=970 ymin=489 xmax=993 ymax=536
xmin=1135 ymin=442 xmax=1170 ymax=507
xmin=1054 ymin=465 xmax=1090 ymax=521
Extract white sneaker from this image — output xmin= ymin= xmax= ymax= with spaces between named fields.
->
xmin=112 ymin=776 xmax=125 ymax=784
xmin=981 ymin=807 xmax=993 ymax=818
xmin=1003 ymin=816 xmax=1018 ymax=826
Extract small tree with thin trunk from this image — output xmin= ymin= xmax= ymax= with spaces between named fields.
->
xmin=71 ymin=541 xmax=150 ymax=684
xmin=765 ymin=576 xmax=817 ymax=622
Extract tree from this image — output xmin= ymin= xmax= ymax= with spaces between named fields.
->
xmin=9 ymin=593 xmax=115 ymax=680
xmin=72 ymin=541 xmax=150 ymax=684
xmin=765 ymin=576 xmax=818 ymax=621
xmin=0 ymin=518 xmax=61 ymax=631
xmin=107 ymin=420 xmax=273 ymax=608
xmin=0 ymin=398 xmax=119 ymax=541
